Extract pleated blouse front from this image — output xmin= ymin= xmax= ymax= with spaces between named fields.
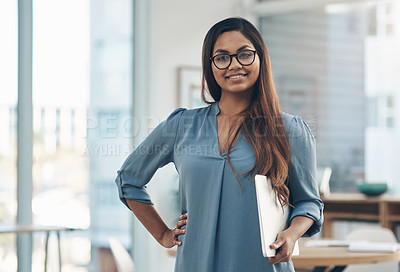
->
xmin=115 ymin=101 xmax=324 ymax=272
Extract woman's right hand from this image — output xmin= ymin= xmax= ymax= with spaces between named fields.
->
xmin=160 ymin=213 xmax=187 ymax=248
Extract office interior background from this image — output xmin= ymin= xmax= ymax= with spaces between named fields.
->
xmin=0 ymin=0 xmax=399 ymax=271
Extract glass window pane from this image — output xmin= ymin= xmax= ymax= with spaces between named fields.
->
xmin=0 ymin=1 xmax=18 ymax=271
xmin=32 ymin=0 xmax=91 ymax=270
xmin=32 ymin=0 xmax=133 ymax=271
xmin=89 ymin=0 xmax=133 ymax=270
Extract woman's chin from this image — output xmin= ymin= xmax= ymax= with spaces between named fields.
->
xmin=221 ymin=87 xmax=254 ymax=96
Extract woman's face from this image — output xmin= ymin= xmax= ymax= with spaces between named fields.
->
xmin=211 ymin=31 xmax=260 ymax=97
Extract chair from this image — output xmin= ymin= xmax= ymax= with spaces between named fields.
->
xmin=108 ymin=237 xmax=135 ymax=272
xmin=343 ymin=227 xmax=399 ymax=272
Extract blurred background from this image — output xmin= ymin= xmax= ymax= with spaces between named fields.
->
xmin=0 ymin=0 xmax=399 ymax=271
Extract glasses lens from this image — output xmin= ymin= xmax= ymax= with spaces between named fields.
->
xmin=237 ymin=51 xmax=255 ymax=65
xmin=214 ymin=54 xmax=230 ymax=69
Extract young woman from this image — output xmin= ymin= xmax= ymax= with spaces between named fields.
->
xmin=115 ymin=17 xmax=323 ymax=271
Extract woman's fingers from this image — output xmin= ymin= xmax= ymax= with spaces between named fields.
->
xmin=172 ymin=223 xmax=186 ymax=247
xmin=179 ymin=213 xmax=188 ymax=221
xmin=268 ymin=232 xmax=294 ymax=264
xmin=176 ymin=219 xmax=187 ymax=228
xmin=173 ymin=227 xmax=185 ymax=236
xmin=172 ymin=213 xmax=188 ymax=247
xmin=268 ymin=243 xmax=291 ymax=264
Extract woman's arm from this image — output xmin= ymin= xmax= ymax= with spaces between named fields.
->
xmin=115 ymin=108 xmax=187 ymax=247
xmin=286 ymin=116 xmax=324 ymax=237
xmin=284 ymin=216 xmax=314 ymax=240
xmin=126 ymin=199 xmax=187 ymax=248
xmin=268 ymin=216 xmax=313 ymax=264
xmin=266 ymin=115 xmax=323 ymax=264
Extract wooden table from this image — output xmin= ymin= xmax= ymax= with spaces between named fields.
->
xmin=292 ymin=239 xmax=400 ymax=272
xmin=167 ymin=238 xmax=400 ymax=272
xmin=321 ymin=193 xmax=400 ymax=238
xmin=0 ymin=224 xmax=78 ymax=272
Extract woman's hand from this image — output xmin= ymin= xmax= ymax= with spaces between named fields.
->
xmin=267 ymin=229 xmax=297 ymax=264
xmin=268 ymin=216 xmax=314 ymax=264
xmin=159 ymin=213 xmax=187 ymax=248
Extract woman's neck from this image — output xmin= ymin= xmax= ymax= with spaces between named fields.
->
xmin=218 ymin=93 xmax=251 ymax=117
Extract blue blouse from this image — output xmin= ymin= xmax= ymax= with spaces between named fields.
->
xmin=115 ymin=101 xmax=324 ymax=272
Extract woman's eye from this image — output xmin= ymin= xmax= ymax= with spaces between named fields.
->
xmin=239 ymin=52 xmax=252 ymax=59
xmin=216 ymin=55 xmax=230 ymax=62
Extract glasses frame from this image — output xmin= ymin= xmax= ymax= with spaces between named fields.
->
xmin=210 ymin=50 xmax=257 ymax=70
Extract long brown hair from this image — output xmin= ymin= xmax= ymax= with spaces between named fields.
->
xmin=201 ymin=17 xmax=292 ymax=208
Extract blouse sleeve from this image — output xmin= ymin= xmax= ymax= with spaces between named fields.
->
xmin=115 ymin=108 xmax=186 ymax=209
xmin=287 ymin=116 xmax=324 ymax=237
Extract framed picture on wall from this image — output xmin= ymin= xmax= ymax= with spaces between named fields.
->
xmin=177 ymin=66 xmax=213 ymax=109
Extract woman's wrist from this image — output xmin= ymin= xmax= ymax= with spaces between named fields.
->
xmin=158 ymin=227 xmax=172 ymax=245
xmin=287 ymin=216 xmax=314 ymax=240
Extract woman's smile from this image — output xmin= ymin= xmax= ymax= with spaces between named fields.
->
xmin=225 ymin=73 xmax=247 ymax=81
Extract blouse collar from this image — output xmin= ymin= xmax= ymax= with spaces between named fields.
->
xmin=211 ymin=100 xmax=220 ymax=116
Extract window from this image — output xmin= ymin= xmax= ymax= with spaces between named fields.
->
xmin=3 ymin=0 xmax=135 ymax=271
xmin=367 ymin=95 xmax=395 ymax=128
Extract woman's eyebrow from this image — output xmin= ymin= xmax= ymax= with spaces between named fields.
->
xmin=213 ymin=45 xmax=253 ymax=54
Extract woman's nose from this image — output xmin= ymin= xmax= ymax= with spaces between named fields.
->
xmin=228 ymin=56 xmax=242 ymax=69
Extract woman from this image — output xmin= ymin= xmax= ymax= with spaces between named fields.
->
xmin=115 ymin=17 xmax=323 ymax=271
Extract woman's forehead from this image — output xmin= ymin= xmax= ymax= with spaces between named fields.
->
xmin=213 ymin=31 xmax=255 ymax=53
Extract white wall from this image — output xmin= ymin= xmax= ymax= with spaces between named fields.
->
xmin=149 ymin=0 xmax=250 ymax=116
xmin=134 ymin=1 xmax=249 ymax=272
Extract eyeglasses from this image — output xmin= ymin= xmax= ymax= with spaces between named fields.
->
xmin=210 ymin=50 xmax=257 ymax=70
